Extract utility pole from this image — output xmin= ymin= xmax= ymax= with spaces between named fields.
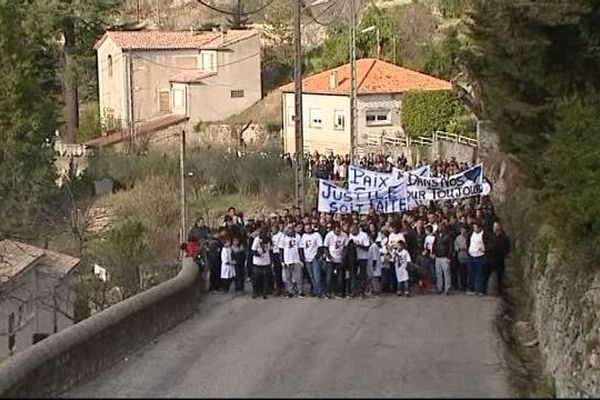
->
xmin=127 ymin=53 xmax=136 ymax=152
xmin=349 ymin=0 xmax=358 ymax=164
xmin=136 ymin=0 xmax=141 ymax=22
xmin=293 ymin=0 xmax=305 ymax=213
xmin=180 ymin=129 xmax=187 ymax=254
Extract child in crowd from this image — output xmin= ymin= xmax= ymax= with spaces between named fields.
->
xmin=220 ymin=237 xmax=236 ymax=293
xmin=393 ymin=240 xmax=412 ymax=297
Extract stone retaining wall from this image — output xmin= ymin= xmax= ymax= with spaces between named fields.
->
xmin=0 ymin=257 xmax=201 ymax=398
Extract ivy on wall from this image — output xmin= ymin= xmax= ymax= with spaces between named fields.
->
xmin=401 ymin=90 xmax=465 ymax=137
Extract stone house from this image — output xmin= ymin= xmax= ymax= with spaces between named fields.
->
xmin=93 ymin=29 xmax=262 ymax=133
xmin=0 ymin=240 xmax=80 ymax=359
xmin=280 ymin=58 xmax=452 ymax=155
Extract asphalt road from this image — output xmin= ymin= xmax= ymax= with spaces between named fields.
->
xmin=64 ymin=292 xmax=510 ymax=398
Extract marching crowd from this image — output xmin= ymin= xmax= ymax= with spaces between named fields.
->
xmin=182 ymin=157 xmax=511 ymax=300
xmin=282 ymin=152 xmax=475 ymax=181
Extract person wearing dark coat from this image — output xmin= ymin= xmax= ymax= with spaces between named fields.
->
xmin=484 ymin=222 xmax=511 ymax=295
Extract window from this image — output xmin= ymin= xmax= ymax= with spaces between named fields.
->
xmin=366 ymin=109 xmax=391 ymax=126
xmin=172 ymin=88 xmax=186 ymax=110
xmin=18 ymin=305 xmax=24 ymax=328
xmin=287 ymin=108 xmax=295 ymax=126
xmin=200 ymin=50 xmax=217 ymax=72
xmin=309 ymin=108 xmax=323 ymax=128
xmin=174 ymin=56 xmax=197 ymax=69
xmin=334 ymin=110 xmax=345 ymax=130
xmin=107 ymin=55 xmax=113 ymax=78
xmin=230 ymin=90 xmax=245 ymax=98
xmin=158 ymin=89 xmax=170 ymax=112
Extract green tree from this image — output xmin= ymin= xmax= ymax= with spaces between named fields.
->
xmin=0 ymin=0 xmax=61 ymax=239
xmin=461 ymin=0 xmax=600 ymax=184
xmin=49 ymin=0 xmax=122 ymax=143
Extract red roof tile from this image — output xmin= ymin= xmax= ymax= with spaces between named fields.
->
xmin=94 ymin=29 xmax=258 ymax=51
xmin=280 ymin=58 xmax=452 ymax=95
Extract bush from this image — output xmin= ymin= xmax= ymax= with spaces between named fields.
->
xmin=79 ymin=102 xmax=102 ymax=142
xmin=439 ymin=0 xmax=469 ymax=18
xmin=541 ymin=94 xmax=600 ymax=264
xmin=402 ymin=90 xmax=460 ymax=137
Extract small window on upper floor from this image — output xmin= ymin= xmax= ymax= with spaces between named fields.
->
xmin=200 ymin=50 xmax=217 ymax=72
xmin=108 ymin=55 xmax=113 ymax=78
xmin=366 ymin=109 xmax=391 ymax=126
xmin=230 ymin=90 xmax=245 ymax=98
xmin=309 ymin=108 xmax=323 ymax=128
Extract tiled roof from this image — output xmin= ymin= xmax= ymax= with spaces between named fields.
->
xmin=94 ymin=29 xmax=259 ymax=51
xmin=0 ymin=240 xmax=81 ymax=282
xmin=169 ymin=71 xmax=216 ymax=83
xmin=280 ymin=58 xmax=452 ymax=95
xmin=0 ymin=240 xmax=44 ymax=282
xmin=84 ymin=114 xmax=189 ymax=148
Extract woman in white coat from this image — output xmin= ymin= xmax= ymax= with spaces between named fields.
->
xmin=221 ymin=237 xmax=236 ymax=292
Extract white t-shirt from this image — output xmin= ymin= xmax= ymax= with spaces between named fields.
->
xmin=368 ymin=243 xmax=382 ymax=277
xmin=279 ymin=233 xmax=302 ymax=265
xmin=388 ymin=232 xmax=406 ymax=249
xmin=394 ymin=248 xmax=412 ymax=283
xmin=424 ymin=234 xmax=436 ymax=256
xmin=301 ymin=232 xmax=323 ymax=262
xmin=324 ymin=231 xmax=348 ymax=263
xmin=272 ymin=231 xmax=283 ymax=253
xmin=349 ymin=231 xmax=370 ymax=260
xmin=469 ymin=231 xmax=486 ymax=257
xmin=251 ymin=237 xmax=272 ymax=266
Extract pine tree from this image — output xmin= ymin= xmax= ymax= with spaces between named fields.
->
xmin=461 ymin=0 xmax=600 ymax=181
xmin=49 ymin=0 xmax=122 ymax=143
xmin=0 ymin=0 xmax=61 ymax=238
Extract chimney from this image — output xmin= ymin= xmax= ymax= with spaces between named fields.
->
xmin=220 ymin=27 xmax=227 ymax=45
xmin=329 ymin=70 xmax=338 ymax=89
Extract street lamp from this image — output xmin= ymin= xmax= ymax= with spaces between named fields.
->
xmin=361 ymin=25 xmax=380 ymax=60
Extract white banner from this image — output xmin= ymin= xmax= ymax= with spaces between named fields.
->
xmin=407 ymin=164 xmax=484 ymax=202
xmin=318 ymin=179 xmax=408 ymax=214
xmin=348 ymin=164 xmax=430 ymax=192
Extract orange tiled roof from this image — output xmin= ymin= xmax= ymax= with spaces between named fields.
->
xmin=280 ymin=58 xmax=452 ymax=95
xmin=94 ymin=29 xmax=259 ymax=51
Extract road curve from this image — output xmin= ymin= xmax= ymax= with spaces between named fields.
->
xmin=64 ymin=292 xmax=510 ymax=398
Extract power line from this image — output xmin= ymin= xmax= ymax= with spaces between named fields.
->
xmin=301 ymin=0 xmax=347 ymax=27
xmin=196 ymin=0 xmax=275 ymax=16
xmin=131 ymin=51 xmax=260 ymax=71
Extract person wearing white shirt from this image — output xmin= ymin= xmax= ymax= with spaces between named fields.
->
xmin=368 ymin=234 xmax=382 ymax=295
xmin=279 ymin=222 xmax=305 ymax=298
xmin=271 ymin=225 xmax=285 ymax=296
xmin=349 ymin=224 xmax=371 ymax=298
xmin=423 ymin=225 xmax=437 ymax=287
xmin=301 ymin=223 xmax=324 ymax=297
xmin=468 ymin=221 xmax=487 ymax=296
xmin=251 ymin=227 xmax=273 ymax=299
xmin=220 ymin=238 xmax=236 ymax=293
xmin=392 ymin=240 xmax=412 ymax=296
xmin=323 ymin=223 xmax=348 ymax=299
xmin=379 ymin=229 xmax=393 ymax=293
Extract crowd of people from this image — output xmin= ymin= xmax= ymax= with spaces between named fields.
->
xmin=182 ymin=156 xmax=511 ymax=300
xmin=282 ymin=152 xmax=475 ymax=181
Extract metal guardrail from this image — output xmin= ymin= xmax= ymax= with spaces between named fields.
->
xmin=54 ymin=141 xmax=88 ymax=157
xmin=364 ymin=131 xmax=478 ymax=148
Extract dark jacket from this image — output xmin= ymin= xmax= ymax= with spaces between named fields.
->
xmin=343 ymin=239 xmax=358 ymax=269
xmin=433 ymin=231 xmax=453 ymax=259
xmin=188 ymin=224 xmax=211 ymax=242
xmin=488 ymin=233 xmax=510 ymax=262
